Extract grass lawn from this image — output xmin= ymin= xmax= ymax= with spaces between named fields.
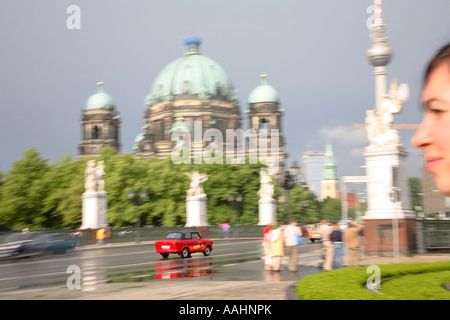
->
xmin=296 ymin=261 xmax=450 ymax=300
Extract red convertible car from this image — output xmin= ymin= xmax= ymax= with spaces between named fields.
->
xmin=155 ymin=231 xmax=213 ymax=259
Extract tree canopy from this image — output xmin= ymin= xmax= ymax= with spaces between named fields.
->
xmin=0 ymin=147 xmax=266 ymax=230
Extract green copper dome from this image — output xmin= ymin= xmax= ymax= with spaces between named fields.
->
xmin=84 ymin=83 xmax=115 ymax=110
xmin=144 ymin=38 xmax=239 ymax=106
xmin=248 ymin=74 xmax=279 ymax=104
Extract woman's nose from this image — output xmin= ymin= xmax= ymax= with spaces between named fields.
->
xmin=411 ymin=117 xmax=433 ymax=149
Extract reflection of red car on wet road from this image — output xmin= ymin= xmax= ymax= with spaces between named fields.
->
xmin=155 ymin=257 xmax=213 ymax=279
xmin=155 ymin=231 xmax=213 ymax=259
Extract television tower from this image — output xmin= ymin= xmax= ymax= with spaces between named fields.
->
xmin=366 ymin=0 xmax=392 ymax=108
xmin=362 ymin=0 xmax=416 ymax=257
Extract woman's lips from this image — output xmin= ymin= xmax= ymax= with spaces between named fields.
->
xmin=426 ymin=156 xmax=444 ymax=171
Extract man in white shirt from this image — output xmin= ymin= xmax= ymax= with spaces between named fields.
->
xmin=284 ymin=220 xmax=302 ymax=272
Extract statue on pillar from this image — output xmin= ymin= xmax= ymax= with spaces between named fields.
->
xmin=366 ymin=79 xmax=409 ymax=147
xmin=84 ymin=160 xmax=106 ymax=193
xmin=184 ymin=172 xmax=209 ymax=227
xmin=184 ymin=172 xmax=209 ymax=198
xmin=82 ymin=160 xmax=108 ymax=230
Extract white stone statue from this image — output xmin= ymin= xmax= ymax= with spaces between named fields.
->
xmin=258 ymin=168 xmax=274 ymax=200
xmin=84 ymin=160 xmax=106 ymax=193
xmin=366 ymin=79 xmax=409 ymax=147
xmin=84 ymin=160 xmax=97 ymax=192
xmin=184 ymin=172 xmax=209 ymax=198
xmin=95 ymin=160 xmax=105 ymax=192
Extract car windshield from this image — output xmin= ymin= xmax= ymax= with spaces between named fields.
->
xmin=164 ymin=232 xmax=183 ymax=240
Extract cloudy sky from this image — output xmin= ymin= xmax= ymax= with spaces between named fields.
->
xmin=1 ymin=0 xmax=450 ymax=179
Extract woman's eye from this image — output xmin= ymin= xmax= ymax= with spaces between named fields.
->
xmin=430 ymin=108 xmax=445 ymax=116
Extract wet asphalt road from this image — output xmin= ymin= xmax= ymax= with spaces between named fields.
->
xmin=0 ymin=239 xmax=322 ymax=296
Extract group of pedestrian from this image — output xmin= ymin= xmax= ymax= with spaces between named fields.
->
xmin=320 ymin=220 xmax=363 ymax=271
xmin=262 ymin=220 xmax=302 ymax=272
xmin=262 ymin=219 xmax=364 ymax=273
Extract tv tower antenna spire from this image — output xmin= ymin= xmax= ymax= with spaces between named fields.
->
xmin=374 ymin=0 xmax=383 ymax=25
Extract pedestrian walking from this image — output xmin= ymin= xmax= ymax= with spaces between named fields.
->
xmin=220 ymin=221 xmax=230 ymax=238
xmin=320 ymin=220 xmax=333 ymax=271
xmin=344 ymin=221 xmax=363 ymax=267
xmin=262 ymin=222 xmax=273 ymax=270
xmin=330 ymin=222 xmax=343 ymax=269
xmin=269 ymin=224 xmax=284 ymax=272
xmin=412 ymin=42 xmax=450 ymax=197
xmin=96 ymin=228 xmax=105 ymax=245
xmin=284 ymin=220 xmax=302 ymax=272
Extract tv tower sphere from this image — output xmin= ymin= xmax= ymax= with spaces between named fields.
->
xmin=366 ymin=25 xmax=392 ymax=67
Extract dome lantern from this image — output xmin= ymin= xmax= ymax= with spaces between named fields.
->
xmin=184 ymin=37 xmax=202 ymax=55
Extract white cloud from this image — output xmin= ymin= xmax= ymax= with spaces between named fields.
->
xmin=319 ymin=125 xmax=368 ymax=146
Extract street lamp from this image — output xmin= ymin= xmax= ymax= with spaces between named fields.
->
xmin=281 ymin=170 xmax=296 ymax=224
xmin=127 ymin=189 xmax=148 ymax=243
xmin=228 ymin=194 xmax=243 ymax=238
xmin=389 ymin=187 xmax=400 ymax=263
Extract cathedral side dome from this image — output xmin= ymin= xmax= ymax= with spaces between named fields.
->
xmin=144 ymin=38 xmax=239 ymax=106
xmin=84 ymin=82 xmax=115 ymax=111
xmin=248 ymin=74 xmax=279 ymax=104
xmin=79 ymin=82 xmax=121 ymax=157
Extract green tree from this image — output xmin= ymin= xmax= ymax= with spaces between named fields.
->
xmin=319 ymin=197 xmax=342 ymax=222
xmin=0 ymin=147 xmax=269 ymax=229
xmin=409 ymin=177 xmax=422 ymax=215
xmin=0 ymin=148 xmax=50 ymax=229
xmin=37 ymin=155 xmax=83 ymax=228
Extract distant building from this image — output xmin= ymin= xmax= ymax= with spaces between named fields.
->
xmin=418 ymin=150 xmax=449 ymax=214
xmin=301 ymin=150 xmax=325 ymax=198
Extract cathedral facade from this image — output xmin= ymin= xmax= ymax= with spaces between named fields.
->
xmin=79 ymin=38 xmax=286 ymax=176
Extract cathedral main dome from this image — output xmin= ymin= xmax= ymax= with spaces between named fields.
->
xmin=135 ymin=38 xmax=242 ymax=158
xmin=144 ymin=38 xmax=239 ymax=106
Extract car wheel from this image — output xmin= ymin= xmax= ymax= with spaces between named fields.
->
xmin=310 ymin=239 xmax=315 ymax=243
xmin=203 ymin=245 xmax=211 ymax=256
xmin=181 ymin=247 xmax=190 ymax=258
xmin=161 ymin=253 xmax=169 ymax=259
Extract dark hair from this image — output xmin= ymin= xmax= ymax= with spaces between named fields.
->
xmin=425 ymin=42 xmax=450 ymax=83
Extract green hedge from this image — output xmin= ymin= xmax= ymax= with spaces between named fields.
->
xmin=296 ymin=261 xmax=450 ymax=300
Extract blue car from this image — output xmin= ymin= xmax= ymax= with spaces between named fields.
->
xmin=0 ymin=232 xmax=77 ymax=259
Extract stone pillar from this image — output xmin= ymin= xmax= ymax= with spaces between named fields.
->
xmin=81 ymin=191 xmax=108 ymax=230
xmin=185 ymin=195 xmax=209 ymax=227
xmin=258 ymin=198 xmax=277 ymax=226
xmin=363 ymin=144 xmax=417 ymax=255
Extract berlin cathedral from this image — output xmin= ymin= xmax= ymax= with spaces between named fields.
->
xmin=79 ymin=38 xmax=287 ymax=177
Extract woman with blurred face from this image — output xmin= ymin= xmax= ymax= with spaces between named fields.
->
xmin=411 ymin=43 xmax=450 ymax=195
